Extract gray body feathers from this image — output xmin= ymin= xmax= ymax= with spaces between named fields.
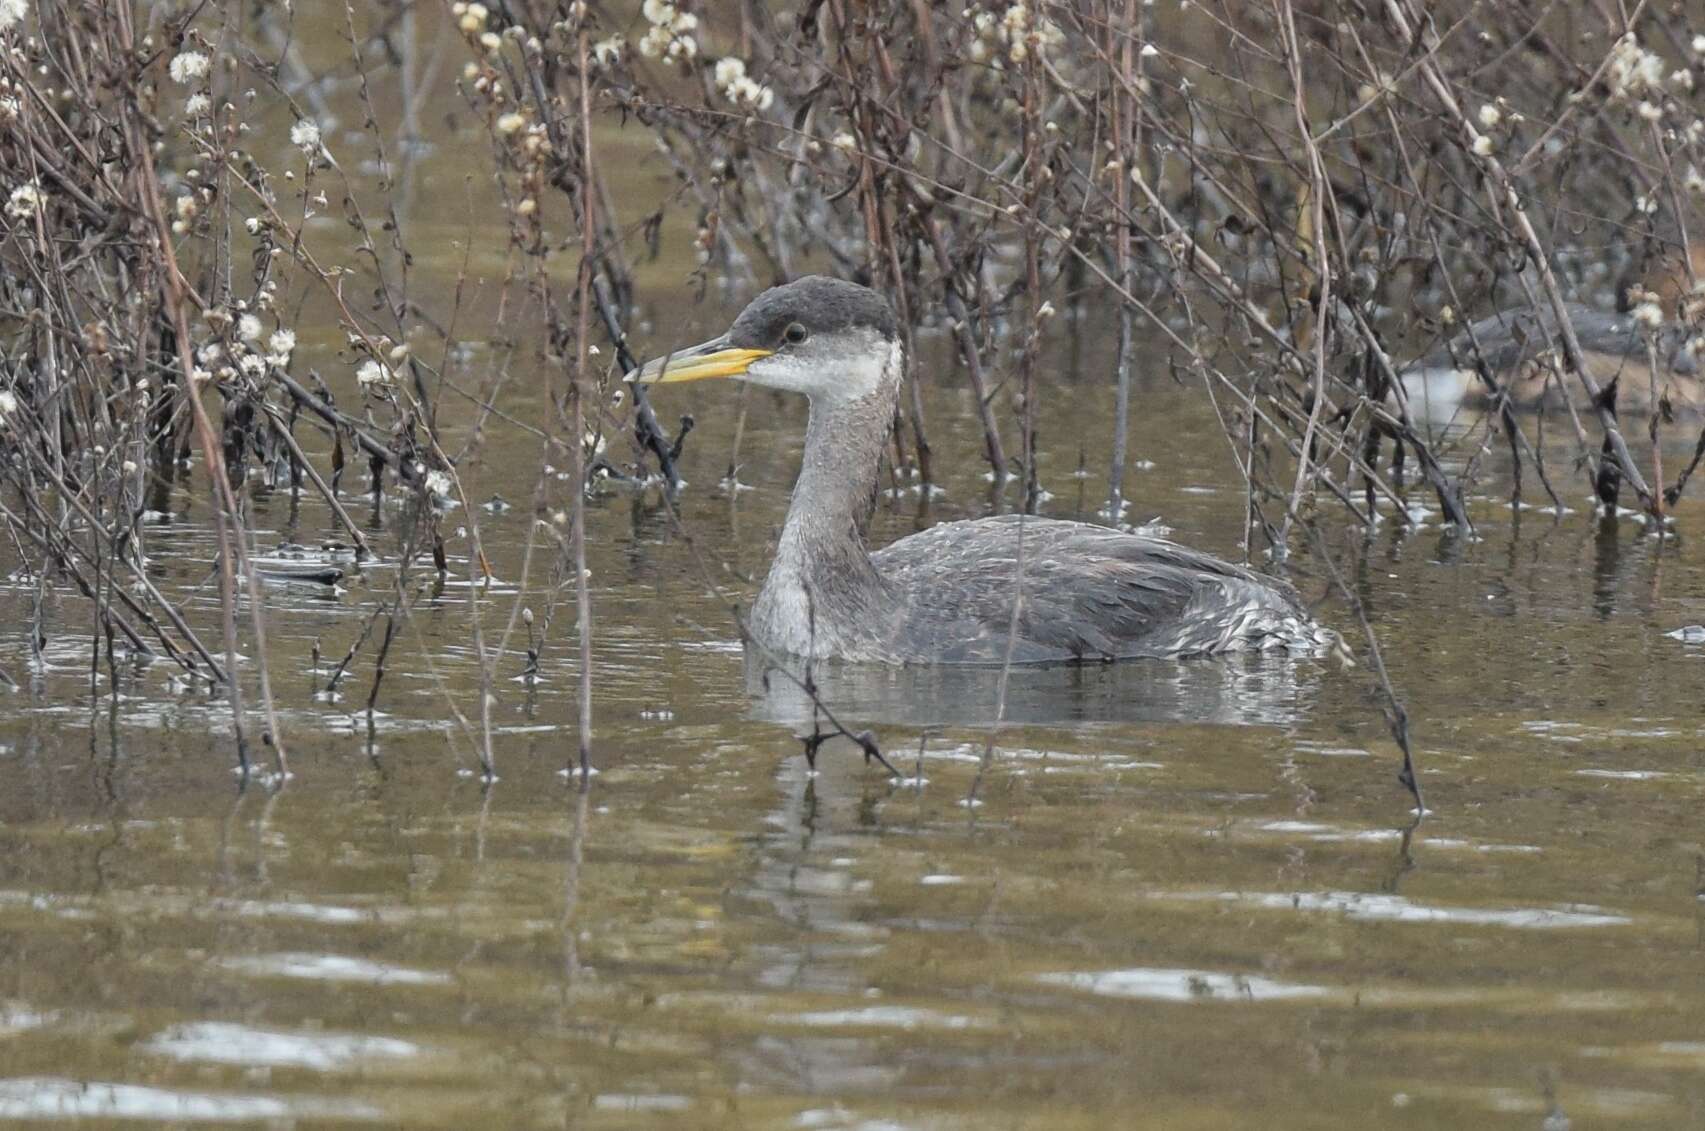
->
xmin=860 ymin=515 xmax=1332 ymax=664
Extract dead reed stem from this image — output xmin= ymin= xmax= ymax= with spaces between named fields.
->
xmin=572 ymin=24 xmax=597 ymax=778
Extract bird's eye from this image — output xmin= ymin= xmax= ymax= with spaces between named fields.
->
xmin=783 ymin=322 xmax=808 ymax=345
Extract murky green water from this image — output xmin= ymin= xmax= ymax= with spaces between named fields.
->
xmin=5 ymin=8 xmax=1705 ymax=1128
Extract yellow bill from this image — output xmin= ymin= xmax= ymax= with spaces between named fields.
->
xmin=626 ymin=335 xmax=773 ymax=384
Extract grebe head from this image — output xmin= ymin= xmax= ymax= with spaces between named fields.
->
xmin=628 ymin=276 xmax=898 ymax=405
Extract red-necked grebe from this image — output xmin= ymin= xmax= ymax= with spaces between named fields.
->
xmin=1403 ymin=301 xmax=1700 ymax=414
xmin=629 ymin=276 xmax=1333 ymax=664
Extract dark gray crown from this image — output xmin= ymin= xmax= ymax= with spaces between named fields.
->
xmin=728 ymin=276 xmax=898 ymax=349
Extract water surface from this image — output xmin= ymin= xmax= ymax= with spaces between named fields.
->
xmin=3 ymin=10 xmax=1705 ymax=1128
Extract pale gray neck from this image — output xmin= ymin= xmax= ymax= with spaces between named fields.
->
xmin=752 ymin=347 xmax=902 ymax=657
xmin=771 ymin=390 xmax=891 ymax=590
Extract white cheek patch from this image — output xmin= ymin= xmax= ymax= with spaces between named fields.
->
xmin=747 ymin=332 xmax=901 ymax=405
xmin=831 ymin=339 xmax=901 ymax=401
xmin=747 ymin=354 xmax=817 ymax=395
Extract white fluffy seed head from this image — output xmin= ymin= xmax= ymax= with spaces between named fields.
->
xmin=169 ymin=50 xmax=209 ymax=85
